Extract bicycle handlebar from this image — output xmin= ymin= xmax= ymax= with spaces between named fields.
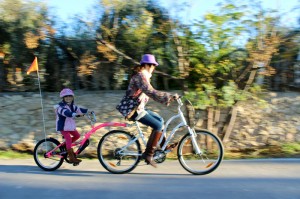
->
xmin=176 ymin=96 xmax=183 ymax=106
xmin=86 ymin=111 xmax=97 ymax=123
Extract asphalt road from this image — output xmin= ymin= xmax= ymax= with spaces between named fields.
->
xmin=0 ymin=158 xmax=299 ymax=199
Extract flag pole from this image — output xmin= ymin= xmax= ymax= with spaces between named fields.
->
xmin=27 ymin=57 xmax=48 ymax=145
xmin=27 ymin=57 xmax=47 ymax=141
xmin=36 ymin=69 xmax=47 ymax=141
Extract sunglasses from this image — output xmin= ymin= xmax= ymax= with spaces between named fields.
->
xmin=146 ymin=63 xmax=156 ymax=67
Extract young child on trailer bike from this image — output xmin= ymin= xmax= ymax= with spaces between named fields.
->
xmin=54 ymin=88 xmax=88 ymax=164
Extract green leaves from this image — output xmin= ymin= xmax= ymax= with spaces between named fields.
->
xmin=186 ymin=81 xmax=248 ymax=109
xmin=185 ymin=1 xmax=279 ymax=109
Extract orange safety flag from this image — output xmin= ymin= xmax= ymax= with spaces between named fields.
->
xmin=27 ymin=57 xmax=39 ymax=75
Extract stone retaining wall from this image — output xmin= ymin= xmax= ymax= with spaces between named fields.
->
xmin=0 ymin=91 xmax=299 ymax=156
xmin=229 ymin=92 xmax=300 ymax=150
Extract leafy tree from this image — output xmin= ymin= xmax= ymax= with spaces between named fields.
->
xmin=96 ymin=0 xmax=178 ymax=89
xmin=0 ymin=0 xmax=51 ymax=91
xmin=181 ymin=1 xmax=283 ymax=141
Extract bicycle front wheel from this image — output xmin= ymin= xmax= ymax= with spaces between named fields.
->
xmin=178 ymin=130 xmax=224 ymax=175
xmin=97 ymin=130 xmax=141 ymax=174
xmin=33 ymin=138 xmax=65 ymax=171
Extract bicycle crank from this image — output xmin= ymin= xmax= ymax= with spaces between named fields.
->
xmin=153 ymin=150 xmax=166 ymax=163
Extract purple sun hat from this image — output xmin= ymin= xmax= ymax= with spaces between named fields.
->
xmin=140 ymin=54 xmax=159 ymax=66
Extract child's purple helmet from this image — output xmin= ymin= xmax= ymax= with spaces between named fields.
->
xmin=140 ymin=54 xmax=159 ymax=66
xmin=60 ymin=88 xmax=74 ymax=98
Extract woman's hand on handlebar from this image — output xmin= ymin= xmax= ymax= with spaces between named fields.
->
xmin=172 ymin=93 xmax=180 ymax=100
xmin=168 ymin=94 xmax=180 ymax=105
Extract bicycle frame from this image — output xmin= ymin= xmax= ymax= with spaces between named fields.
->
xmin=75 ymin=122 xmax=129 ymax=154
xmin=160 ymin=98 xmax=203 ymax=154
xmin=45 ymin=118 xmax=129 ymax=158
xmin=116 ymin=98 xmax=203 ymax=157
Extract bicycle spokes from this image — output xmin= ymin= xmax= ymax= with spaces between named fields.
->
xmin=178 ymin=130 xmax=223 ymax=175
xmin=33 ymin=138 xmax=65 ymax=171
xmin=97 ymin=130 xmax=141 ymax=174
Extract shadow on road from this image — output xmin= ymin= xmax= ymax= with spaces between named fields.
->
xmin=0 ymin=164 xmax=110 ymax=176
xmin=0 ymin=164 xmax=192 ymax=176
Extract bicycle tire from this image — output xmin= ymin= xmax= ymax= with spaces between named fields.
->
xmin=33 ymin=138 xmax=65 ymax=171
xmin=177 ymin=130 xmax=224 ymax=175
xmin=97 ymin=130 xmax=141 ymax=174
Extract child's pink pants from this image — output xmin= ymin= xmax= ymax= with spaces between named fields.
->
xmin=61 ymin=130 xmax=80 ymax=150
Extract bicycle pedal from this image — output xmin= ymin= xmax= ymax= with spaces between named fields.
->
xmin=73 ymin=163 xmax=80 ymax=166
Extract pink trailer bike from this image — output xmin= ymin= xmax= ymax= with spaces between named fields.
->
xmin=33 ymin=111 xmax=127 ymax=171
xmin=34 ymin=98 xmax=224 ymax=175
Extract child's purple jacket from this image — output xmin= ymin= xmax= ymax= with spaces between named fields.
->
xmin=55 ymin=101 xmax=88 ymax=131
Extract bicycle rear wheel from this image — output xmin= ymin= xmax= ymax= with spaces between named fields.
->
xmin=33 ymin=138 xmax=65 ymax=171
xmin=177 ymin=130 xmax=224 ymax=175
xmin=97 ymin=130 xmax=141 ymax=174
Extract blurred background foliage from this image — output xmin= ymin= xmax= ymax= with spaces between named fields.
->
xmin=0 ymin=0 xmax=299 ymax=109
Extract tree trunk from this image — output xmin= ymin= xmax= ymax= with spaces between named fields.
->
xmin=244 ymin=69 xmax=258 ymax=91
xmin=213 ymin=107 xmax=221 ymax=135
xmin=0 ymin=54 xmax=4 ymax=92
xmin=207 ymin=107 xmax=214 ymax=133
xmin=206 ymin=107 xmax=214 ymax=149
xmin=221 ymin=106 xmax=238 ymax=142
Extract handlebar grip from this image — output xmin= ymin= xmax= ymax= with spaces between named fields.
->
xmin=173 ymin=95 xmax=181 ymax=99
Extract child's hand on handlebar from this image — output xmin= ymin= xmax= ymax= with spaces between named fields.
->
xmin=75 ymin=113 xmax=84 ymax=117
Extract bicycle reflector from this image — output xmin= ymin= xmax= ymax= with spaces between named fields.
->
xmin=109 ymin=162 xmax=117 ymax=167
xmin=118 ymin=136 xmax=127 ymax=140
xmin=206 ymin=162 xmax=213 ymax=168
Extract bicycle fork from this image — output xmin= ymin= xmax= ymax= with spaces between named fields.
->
xmin=188 ymin=127 xmax=203 ymax=155
xmin=188 ymin=128 xmax=215 ymax=168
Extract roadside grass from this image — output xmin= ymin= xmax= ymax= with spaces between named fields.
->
xmin=224 ymin=142 xmax=300 ymax=159
xmin=0 ymin=150 xmax=32 ymax=159
xmin=281 ymin=142 xmax=300 ymax=154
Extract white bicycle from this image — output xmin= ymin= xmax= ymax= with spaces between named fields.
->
xmin=97 ymin=98 xmax=224 ymax=175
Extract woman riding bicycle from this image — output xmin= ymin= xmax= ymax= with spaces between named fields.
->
xmin=121 ymin=54 xmax=179 ymax=168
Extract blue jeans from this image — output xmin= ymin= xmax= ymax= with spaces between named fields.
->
xmin=133 ymin=110 xmax=164 ymax=131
